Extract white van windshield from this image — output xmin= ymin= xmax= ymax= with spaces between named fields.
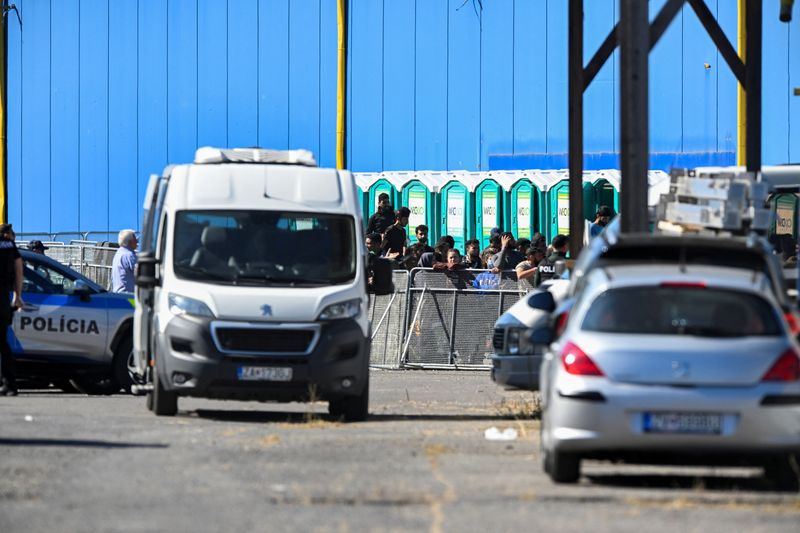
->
xmin=173 ymin=210 xmax=357 ymax=286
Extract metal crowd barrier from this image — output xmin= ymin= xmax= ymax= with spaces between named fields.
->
xmin=41 ymin=243 xmax=117 ymax=290
xmin=366 ymin=268 xmax=530 ymax=370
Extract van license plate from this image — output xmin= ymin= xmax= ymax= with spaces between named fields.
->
xmin=643 ymin=412 xmax=722 ymax=434
xmin=237 ymin=367 xmax=293 ymax=382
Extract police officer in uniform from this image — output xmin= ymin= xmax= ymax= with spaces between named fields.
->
xmin=0 ymin=224 xmax=24 ymax=396
xmin=534 ymin=234 xmax=569 ymax=288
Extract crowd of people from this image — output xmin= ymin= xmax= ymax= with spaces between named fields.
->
xmin=364 ymin=193 xmax=615 ymax=288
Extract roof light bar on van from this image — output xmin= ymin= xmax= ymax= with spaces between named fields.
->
xmin=194 ymin=147 xmax=317 ymax=167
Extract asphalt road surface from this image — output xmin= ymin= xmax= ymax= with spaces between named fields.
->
xmin=1 ymin=370 xmax=798 ymax=532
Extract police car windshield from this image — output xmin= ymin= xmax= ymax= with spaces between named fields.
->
xmin=173 ymin=210 xmax=357 ymax=287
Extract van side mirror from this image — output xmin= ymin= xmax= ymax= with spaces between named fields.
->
xmin=527 ymin=290 xmax=556 ymax=312
xmin=135 ymin=252 xmax=160 ymax=289
xmin=529 ymin=325 xmax=554 ymax=346
xmin=368 ymin=258 xmax=394 ymax=296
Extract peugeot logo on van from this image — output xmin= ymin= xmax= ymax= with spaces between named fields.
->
xmin=260 ymin=304 xmax=273 ymax=317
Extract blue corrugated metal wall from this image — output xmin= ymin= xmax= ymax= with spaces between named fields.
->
xmin=6 ymin=0 xmax=800 ymax=233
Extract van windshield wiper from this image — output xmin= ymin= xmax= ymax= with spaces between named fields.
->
xmin=235 ymin=272 xmax=335 ymax=286
xmin=176 ymin=267 xmax=237 ymax=283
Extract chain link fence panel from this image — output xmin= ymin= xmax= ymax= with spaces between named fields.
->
xmin=368 ymin=271 xmax=408 ymax=368
xmin=401 ymin=269 xmax=529 ymax=369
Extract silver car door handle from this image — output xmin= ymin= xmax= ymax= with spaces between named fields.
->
xmin=21 ymin=304 xmax=39 ymax=312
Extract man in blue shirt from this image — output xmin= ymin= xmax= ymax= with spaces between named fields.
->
xmin=111 ymin=229 xmax=138 ymax=293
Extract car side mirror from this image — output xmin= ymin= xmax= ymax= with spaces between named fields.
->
xmin=135 ymin=252 xmax=160 ymax=289
xmin=368 ymin=258 xmax=394 ymax=296
xmin=529 ymin=325 xmax=554 ymax=346
xmin=71 ymin=280 xmax=93 ymax=301
xmin=527 ymin=290 xmax=556 ymax=312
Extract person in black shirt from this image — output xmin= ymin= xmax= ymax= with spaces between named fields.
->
xmin=381 ymin=207 xmax=410 ymax=262
xmin=365 ymin=193 xmax=396 ymax=236
xmin=534 ymin=234 xmax=569 ymax=287
xmin=462 ymin=239 xmax=483 ymax=269
xmin=0 ymin=224 xmax=24 ymax=396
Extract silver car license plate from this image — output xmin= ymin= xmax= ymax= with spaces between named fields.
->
xmin=237 ymin=366 xmax=293 ymax=382
xmin=643 ymin=412 xmax=722 ymax=434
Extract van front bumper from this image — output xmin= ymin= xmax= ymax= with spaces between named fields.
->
xmin=491 ymin=353 xmax=542 ymax=391
xmin=156 ymin=314 xmax=370 ymax=402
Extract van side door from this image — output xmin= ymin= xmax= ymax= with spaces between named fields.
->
xmin=133 ymin=174 xmax=169 ymax=379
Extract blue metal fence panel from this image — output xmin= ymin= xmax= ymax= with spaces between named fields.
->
xmin=21 ymin=0 xmax=51 ymax=232
xmin=288 ymin=0 xmax=321 ymax=159
xmin=197 ymin=0 xmax=228 ymax=150
xmin=319 ymin=0 xmax=338 ymax=169
xmin=415 ymin=0 xmax=448 ymax=170
xmin=762 ymin=13 xmax=791 ymax=165
xmin=79 ymin=0 xmax=108 ymax=233
xmin=583 ymin=0 xmax=615 ymax=154
xmin=447 ymin=0 xmax=481 ymax=171
xmin=51 ymin=0 xmax=80 ymax=232
xmin=650 ymin=0 xmax=683 ymax=155
xmin=350 ymin=0 xmax=383 ymax=171
xmin=108 ymin=0 xmax=139 ymax=232
xmin=512 ymin=0 xmax=548 ymax=156
xmin=383 ymin=0 xmax=415 ymax=171
xmin=167 ymin=0 xmax=199 ymax=165
xmin=228 ymin=0 xmax=259 ymax=150
xmin=258 ymin=0 xmax=289 ymax=151
xmin=480 ymin=0 xmax=514 ymax=170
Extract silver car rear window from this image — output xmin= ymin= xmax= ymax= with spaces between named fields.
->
xmin=581 ymin=286 xmax=783 ymax=337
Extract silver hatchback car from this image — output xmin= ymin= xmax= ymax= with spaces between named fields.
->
xmin=539 ymin=264 xmax=800 ymax=489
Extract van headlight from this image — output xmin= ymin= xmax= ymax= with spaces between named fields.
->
xmin=506 ymin=327 xmax=535 ymax=355
xmin=168 ymin=293 xmax=215 ymax=318
xmin=318 ymin=298 xmax=362 ymax=320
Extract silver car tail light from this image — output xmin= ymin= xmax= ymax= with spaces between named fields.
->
xmin=560 ymin=342 xmax=604 ymax=377
xmin=761 ymin=348 xmax=800 ymax=382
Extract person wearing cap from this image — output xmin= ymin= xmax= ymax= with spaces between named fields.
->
xmin=27 ymin=240 xmax=49 ymax=255
xmin=366 ymin=192 xmax=396 ymax=236
xmin=590 ymin=205 xmax=614 ymax=238
xmin=0 ymin=224 xmax=24 ymax=396
xmin=111 ymin=229 xmax=138 ymax=293
xmin=516 ymin=245 xmax=547 ymax=288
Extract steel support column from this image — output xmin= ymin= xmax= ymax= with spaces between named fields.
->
xmin=744 ymin=0 xmax=761 ymax=173
xmin=618 ymin=0 xmax=650 ymax=233
xmin=568 ymin=0 xmax=584 ymax=255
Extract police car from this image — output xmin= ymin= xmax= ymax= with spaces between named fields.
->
xmin=12 ymin=250 xmax=135 ymax=394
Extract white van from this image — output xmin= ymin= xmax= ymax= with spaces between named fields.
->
xmin=132 ymin=147 xmax=392 ymax=421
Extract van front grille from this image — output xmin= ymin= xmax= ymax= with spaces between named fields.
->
xmin=214 ymin=328 xmax=315 ymax=354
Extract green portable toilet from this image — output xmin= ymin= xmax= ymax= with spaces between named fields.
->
xmin=773 ymin=193 xmax=798 ymax=239
xmin=396 ymin=171 xmax=434 ymax=244
xmin=439 ymin=172 xmax=475 ymax=254
xmin=488 ymin=171 xmax=530 ymax=241
xmin=582 ymin=170 xmax=619 ymax=220
xmin=474 ymin=174 xmax=505 ymax=249
xmin=354 ymin=172 xmax=400 ymax=226
xmin=508 ymin=175 xmax=542 ymax=242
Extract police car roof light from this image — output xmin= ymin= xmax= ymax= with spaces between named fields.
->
xmin=194 ymin=147 xmax=317 ymax=167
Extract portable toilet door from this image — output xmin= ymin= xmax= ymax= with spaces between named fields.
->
xmin=510 ymin=180 xmax=536 ymax=242
xmin=367 ymin=178 xmax=399 ymax=222
xmin=773 ymin=193 xmax=797 ymax=240
xmin=440 ymin=180 xmax=472 ymax=254
xmin=548 ymin=179 xmax=572 ymax=242
xmin=583 ymin=176 xmax=618 ymax=220
xmin=402 ymin=180 xmax=435 ymax=245
xmin=475 ymin=178 xmax=504 ymax=249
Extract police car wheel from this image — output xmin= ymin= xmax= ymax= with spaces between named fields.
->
xmin=112 ymin=337 xmax=134 ymax=394
xmin=152 ymin=367 xmax=178 ymax=416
